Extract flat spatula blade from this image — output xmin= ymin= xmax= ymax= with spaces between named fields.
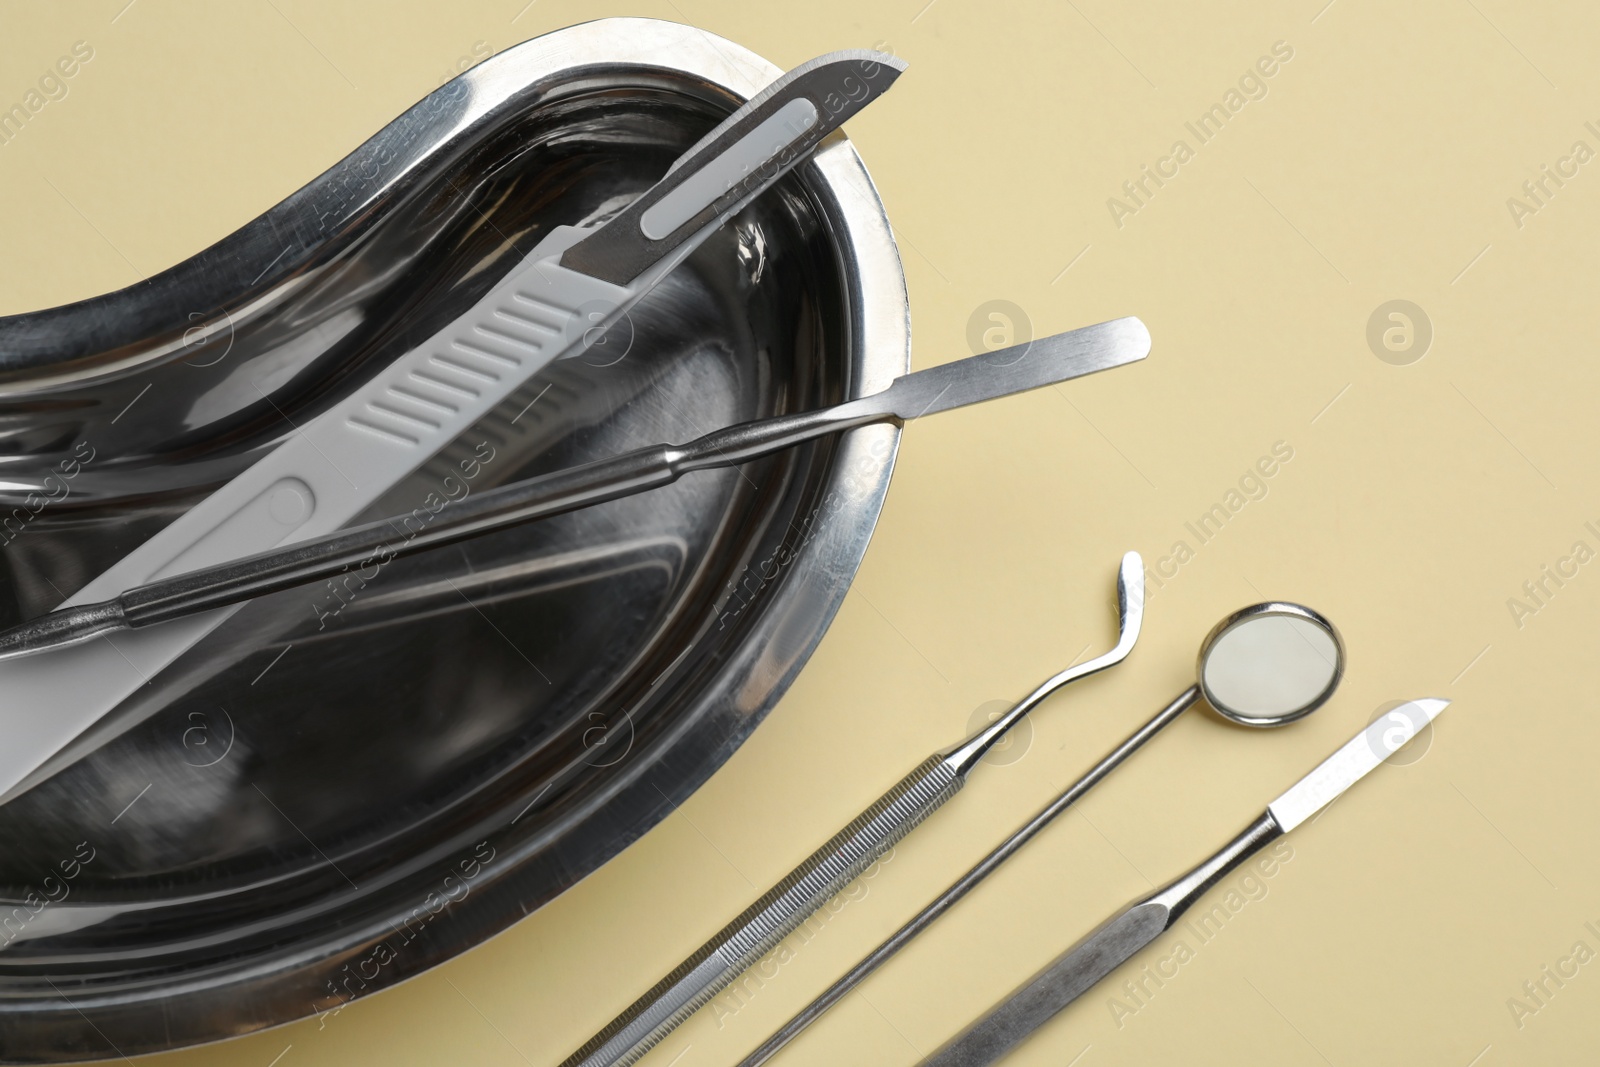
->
xmin=880 ymin=316 xmax=1150 ymax=421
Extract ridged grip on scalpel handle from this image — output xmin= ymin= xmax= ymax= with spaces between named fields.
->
xmin=561 ymin=754 xmax=963 ymax=1067
xmin=0 ymin=222 xmax=698 ymax=804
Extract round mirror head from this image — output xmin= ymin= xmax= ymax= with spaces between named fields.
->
xmin=1197 ymin=603 xmax=1343 ymax=727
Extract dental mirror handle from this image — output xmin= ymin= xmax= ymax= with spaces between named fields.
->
xmin=736 ymin=685 xmax=1198 ymax=1067
xmin=920 ymin=814 xmax=1283 ymax=1067
xmin=560 ymin=754 xmax=967 ymax=1067
xmin=565 ymin=702 xmax=1088 ymax=1067
xmin=563 ymin=556 xmax=1143 ymax=1067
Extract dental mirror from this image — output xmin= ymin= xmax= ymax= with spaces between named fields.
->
xmin=1196 ymin=602 xmax=1343 ymax=727
xmin=737 ymin=600 xmax=1346 ymax=1067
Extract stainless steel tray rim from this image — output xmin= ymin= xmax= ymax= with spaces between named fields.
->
xmin=0 ymin=17 xmax=908 ymax=1063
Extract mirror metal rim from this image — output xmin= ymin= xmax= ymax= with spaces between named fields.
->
xmin=1196 ymin=601 xmax=1345 ymax=728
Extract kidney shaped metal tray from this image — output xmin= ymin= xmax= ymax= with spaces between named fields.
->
xmin=0 ymin=19 xmax=907 ymax=1060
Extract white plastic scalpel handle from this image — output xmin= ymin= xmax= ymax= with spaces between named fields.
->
xmin=0 ymin=224 xmax=698 ymax=801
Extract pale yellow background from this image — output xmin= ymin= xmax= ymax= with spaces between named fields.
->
xmin=1 ymin=2 xmax=1594 ymax=1064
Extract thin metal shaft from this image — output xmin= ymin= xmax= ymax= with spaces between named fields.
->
xmin=560 ymin=555 xmax=1143 ymax=1067
xmin=0 ymin=408 xmax=889 ymax=661
xmin=920 ymin=811 xmax=1282 ymax=1067
xmin=0 ymin=317 xmax=1149 ymax=662
xmin=736 ymin=684 xmax=1202 ymax=1067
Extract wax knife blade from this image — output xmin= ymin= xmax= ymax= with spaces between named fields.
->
xmin=920 ymin=698 xmax=1451 ymax=1067
xmin=1268 ymin=696 xmax=1449 ymax=830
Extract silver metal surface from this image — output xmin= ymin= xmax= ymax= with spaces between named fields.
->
xmin=871 ymin=317 xmax=1150 ymax=421
xmin=738 ymin=687 xmax=1194 ymax=1067
xmin=563 ymin=554 xmax=1144 ymax=1067
xmin=1269 ymin=697 xmax=1448 ymax=831
xmin=1197 ymin=602 xmax=1344 ymax=727
xmin=0 ymin=319 xmax=1148 ymax=661
xmin=938 ymin=549 xmax=1144 ymax=775
xmin=0 ymin=45 xmax=905 ymax=808
xmin=0 ymin=18 xmax=910 ymax=1061
xmin=921 ymin=814 xmax=1283 ymax=1067
xmin=739 ymin=601 xmax=1340 ymax=1065
xmin=560 ymin=50 xmax=905 ymax=284
xmin=921 ymin=696 xmax=1449 ymax=1066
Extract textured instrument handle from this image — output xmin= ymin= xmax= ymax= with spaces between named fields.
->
xmin=920 ymin=904 xmax=1169 ymax=1067
xmin=921 ymin=812 xmax=1282 ymax=1066
xmin=561 ymin=753 xmax=965 ymax=1067
xmin=0 ymin=222 xmax=693 ymax=802
xmin=120 ymin=447 xmax=682 ymax=627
